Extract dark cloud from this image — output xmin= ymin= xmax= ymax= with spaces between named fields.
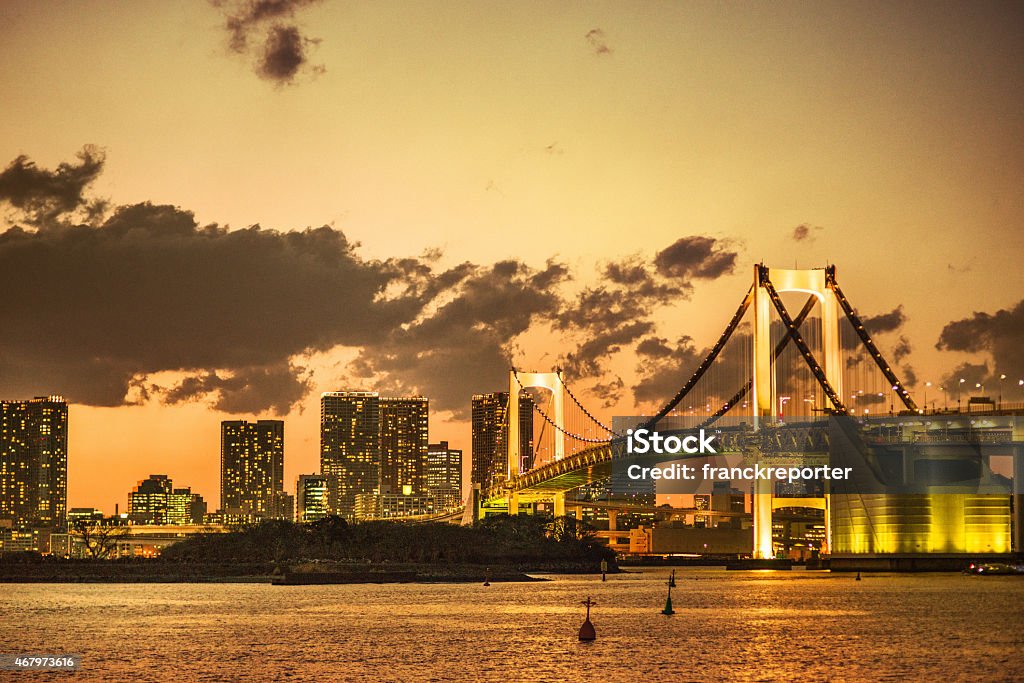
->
xmin=892 ymin=336 xmax=912 ymax=363
xmin=862 ymin=306 xmax=906 ymax=334
xmin=936 ymin=299 xmax=1024 ymax=388
xmin=590 ymin=377 xmax=625 ymax=408
xmin=791 ymin=223 xmax=824 ymax=243
xmin=635 ymin=336 xmax=674 ymax=359
xmin=351 ymin=260 xmax=570 ymax=415
xmin=584 ymin=28 xmax=612 ymax=55
xmin=0 ymin=146 xmax=106 ymax=226
xmin=163 ymin=361 xmax=311 ymax=415
xmin=0 ymin=150 xmax=755 ymax=418
xmin=556 ymin=254 xmax=684 ymax=380
xmin=557 ymin=240 xmax=738 ymax=393
xmin=258 ymin=25 xmax=308 ymax=82
xmin=562 ymin=322 xmax=653 ymax=379
xmin=939 ymin=362 xmax=990 ymax=395
xmin=653 ymin=236 xmax=738 ymax=281
xmin=214 ymin=0 xmax=323 ymax=84
xmin=632 ymin=335 xmax=703 ymax=405
xmin=0 ymin=177 xmax=427 ymax=411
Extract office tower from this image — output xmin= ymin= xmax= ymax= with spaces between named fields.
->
xmin=470 ymin=392 xmax=533 ymax=490
xmin=296 ymin=474 xmax=329 ymax=523
xmin=220 ymin=420 xmax=284 ymax=522
xmin=269 ymin=491 xmax=294 ymax=521
xmin=427 ymin=441 xmax=462 ymax=508
xmin=321 ymin=392 xmax=380 ymax=519
xmin=167 ymin=488 xmax=207 ymax=525
xmin=0 ymin=396 xmax=68 ymax=531
xmin=128 ymin=474 xmax=173 ymax=524
xmin=379 ymin=397 xmax=429 ymax=497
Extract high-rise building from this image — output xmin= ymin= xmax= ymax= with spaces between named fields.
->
xmin=427 ymin=441 xmax=462 ymax=508
xmin=379 ymin=397 xmax=429 ymax=497
xmin=0 ymin=396 xmax=68 ymax=532
xmin=167 ymin=488 xmax=207 ymax=525
xmin=470 ymin=392 xmax=533 ymax=490
xmin=296 ymin=474 xmax=329 ymax=523
xmin=128 ymin=474 xmax=173 ymax=524
xmin=127 ymin=477 xmax=207 ymax=525
xmin=220 ymin=420 xmax=284 ymax=522
xmin=321 ymin=392 xmax=380 ymax=519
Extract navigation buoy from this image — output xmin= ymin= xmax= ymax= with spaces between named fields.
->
xmin=669 ymin=569 xmax=676 ymax=588
xmin=484 ymin=567 xmax=491 ymax=586
xmin=601 ymin=559 xmax=608 ymax=582
xmin=855 ymin=571 xmax=861 ymax=581
xmin=579 ymin=596 xmax=597 ymax=641
xmin=662 ymin=575 xmax=676 ymax=615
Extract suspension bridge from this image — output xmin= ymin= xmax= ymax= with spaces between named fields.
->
xmin=460 ymin=265 xmax=1024 ymax=562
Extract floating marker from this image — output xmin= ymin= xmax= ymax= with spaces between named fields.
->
xmin=662 ymin=576 xmax=676 ymax=615
xmin=855 ymin=571 xmax=861 ymax=581
xmin=579 ymin=596 xmax=597 ymax=641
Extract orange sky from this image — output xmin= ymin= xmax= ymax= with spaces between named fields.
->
xmin=1 ymin=1 xmax=1022 ymax=512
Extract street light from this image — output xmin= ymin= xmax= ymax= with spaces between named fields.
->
xmin=924 ymin=382 xmax=932 ymax=414
xmin=958 ymin=378 xmax=965 ymax=411
xmin=999 ymin=374 xmax=1006 ymax=409
xmin=778 ymin=396 xmax=791 ymax=420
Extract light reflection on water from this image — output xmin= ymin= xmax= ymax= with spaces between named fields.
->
xmin=1 ymin=568 xmax=1022 ymax=682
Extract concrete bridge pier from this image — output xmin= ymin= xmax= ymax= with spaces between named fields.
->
xmin=753 ymin=475 xmax=774 ymax=559
xmin=553 ymin=492 xmax=565 ymax=517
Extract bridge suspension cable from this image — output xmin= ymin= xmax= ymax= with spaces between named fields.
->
xmin=642 ymin=286 xmax=754 ymax=430
xmin=827 ymin=268 xmax=918 ymax=412
xmin=559 ymin=374 xmax=619 ymax=436
xmin=512 ymin=370 xmax=611 ymax=444
xmin=701 ymin=293 xmax=819 ymax=427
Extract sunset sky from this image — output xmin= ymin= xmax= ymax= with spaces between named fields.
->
xmin=1 ymin=1 xmax=1022 ymax=512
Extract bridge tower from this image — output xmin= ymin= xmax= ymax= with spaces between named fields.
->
xmin=751 ymin=265 xmax=843 ymax=559
xmin=508 ymin=370 xmax=565 ymax=515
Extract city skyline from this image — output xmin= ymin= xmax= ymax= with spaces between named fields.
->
xmin=0 ymin=2 xmax=1022 ymax=513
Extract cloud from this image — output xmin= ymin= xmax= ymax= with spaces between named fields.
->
xmin=555 ymin=240 xmax=738 ymax=387
xmin=862 ymin=306 xmax=906 ymax=334
xmin=936 ymin=299 xmax=1024 ymax=388
xmin=653 ymin=235 xmax=738 ymax=281
xmin=0 ymin=164 xmax=429 ymax=411
xmin=213 ymin=0 xmax=323 ymax=84
xmin=792 ymin=223 xmax=823 ymax=242
xmin=584 ymin=28 xmax=613 ymax=55
xmin=632 ymin=335 xmax=703 ymax=405
xmin=163 ymin=361 xmax=312 ymax=415
xmin=0 ymin=150 xmax=753 ymax=418
xmin=590 ymin=377 xmax=625 ymax=408
xmin=257 ymin=25 xmax=309 ymax=82
xmin=939 ymin=361 xmax=989 ymax=394
xmin=0 ymin=146 xmax=106 ymax=227
xmin=351 ymin=260 xmax=570 ymax=415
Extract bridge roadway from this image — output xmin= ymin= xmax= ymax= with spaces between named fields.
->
xmin=481 ymin=421 xmax=832 ymax=505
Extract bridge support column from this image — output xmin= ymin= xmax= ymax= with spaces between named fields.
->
xmin=752 ymin=266 xmax=774 ymax=427
xmin=509 ymin=370 xmax=566 ymax=517
xmin=553 ymin=492 xmax=565 ymax=517
xmin=608 ymin=509 xmax=618 ymax=532
xmin=507 ymin=491 xmax=519 ymax=517
xmin=823 ymin=493 xmax=831 ymax=555
xmin=753 ymin=476 xmax=774 ymax=559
